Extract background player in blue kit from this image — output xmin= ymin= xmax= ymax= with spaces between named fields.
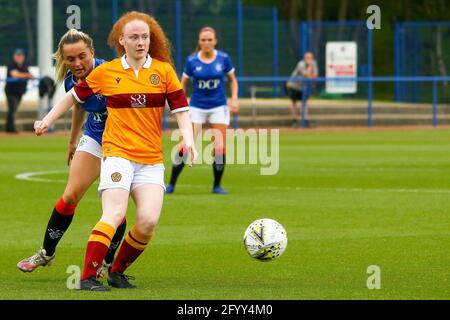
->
xmin=166 ymin=26 xmax=239 ymax=195
xmin=17 ymin=29 xmax=126 ymax=278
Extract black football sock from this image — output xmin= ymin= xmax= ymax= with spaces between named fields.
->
xmin=104 ymin=218 xmax=127 ymax=264
xmin=42 ymin=198 xmax=76 ymax=257
xmin=169 ymin=147 xmax=187 ymax=186
xmin=213 ymin=152 xmax=226 ymax=188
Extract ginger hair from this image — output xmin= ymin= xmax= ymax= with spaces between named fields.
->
xmin=108 ymin=11 xmax=173 ymax=64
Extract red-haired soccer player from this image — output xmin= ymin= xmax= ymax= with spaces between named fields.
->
xmin=17 ymin=29 xmax=126 ymax=278
xmin=166 ymin=26 xmax=239 ymax=195
xmin=34 ymin=11 xmax=196 ymax=291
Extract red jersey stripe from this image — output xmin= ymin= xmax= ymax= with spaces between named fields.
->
xmin=72 ymin=81 xmax=95 ymax=102
xmin=106 ymin=93 xmax=166 ymax=109
xmin=167 ymin=89 xmax=189 ymax=110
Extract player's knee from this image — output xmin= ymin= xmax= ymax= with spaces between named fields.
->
xmin=136 ymin=216 xmax=158 ymax=235
xmin=101 ymin=210 xmax=126 ymax=229
xmin=213 ymin=149 xmax=226 ymax=166
xmin=62 ymin=190 xmax=82 ymax=205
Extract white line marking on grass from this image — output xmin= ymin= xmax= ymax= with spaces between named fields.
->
xmin=264 ymin=186 xmax=450 ymax=194
xmin=15 ymin=171 xmax=67 ymax=183
xmin=15 ymin=171 xmax=450 ymax=195
xmin=294 ymin=166 xmax=448 ymax=173
xmin=176 ymin=184 xmax=450 ymax=194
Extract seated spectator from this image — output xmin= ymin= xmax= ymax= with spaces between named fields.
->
xmin=286 ymin=52 xmax=318 ymax=127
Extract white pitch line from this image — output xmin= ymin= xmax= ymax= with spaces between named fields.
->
xmin=15 ymin=171 xmax=67 ymax=183
xmin=264 ymin=186 xmax=450 ymax=194
xmin=176 ymin=184 xmax=450 ymax=195
xmin=15 ymin=171 xmax=450 ymax=194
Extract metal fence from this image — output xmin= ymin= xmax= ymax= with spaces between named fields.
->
xmin=1 ymin=0 xmax=450 ymax=128
xmin=394 ymin=22 xmax=450 ymax=103
xmin=299 ymin=21 xmax=372 ymax=101
xmin=218 ymin=76 xmax=450 ymax=128
xmin=0 ymin=0 xmax=299 ymax=97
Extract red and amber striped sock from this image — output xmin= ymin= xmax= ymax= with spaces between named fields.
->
xmin=81 ymin=221 xmax=116 ymax=281
xmin=111 ymin=225 xmax=153 ymax=274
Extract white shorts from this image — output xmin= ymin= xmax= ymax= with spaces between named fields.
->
xmin=98 ymin=156 xmax=165 ymax=196
xmin=189 ymin=105 xmax=230 ymax=125
xmin=76 ymin=135 xmax=102 ymax=159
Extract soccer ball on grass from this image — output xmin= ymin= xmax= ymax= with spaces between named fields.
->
xmin=243 ymin=218 xmax=287 ymax=261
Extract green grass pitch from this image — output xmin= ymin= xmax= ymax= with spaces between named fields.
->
xmin=0 ymin=129 xmax=449 ymax=299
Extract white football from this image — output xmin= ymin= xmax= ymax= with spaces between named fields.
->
xmin=243 ymin=218 xmax=288 ymax=261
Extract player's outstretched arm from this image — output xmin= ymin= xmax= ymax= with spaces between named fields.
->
xmin=227 ymin=72 xmax=239 ymax=113
xmin=34 ymin=91 xmax=77 ymax=136
xmin=67 ymin=103 xmax=86 ymax=165
xmin=181 ymin=74 xmax=189 ymax=94
xmin=174 ymin=110 xmax=198 ymax=166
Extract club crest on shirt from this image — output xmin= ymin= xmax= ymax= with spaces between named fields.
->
xmin=215 ymin=63 xmax=223 ymax=72
xmin=150 ymin=74 xmax=160 ymax=85
xmin=111 ymin=172 xmax=122 ymax=182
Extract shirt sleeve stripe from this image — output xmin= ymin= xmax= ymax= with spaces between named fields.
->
xmin=167 ymin=89 xmax=189 ymax=112
xmin=73 ymin=80 xmax=95 ymax=103
xmin=70 ymin=87 xmax=85 ymax=104
xmin=171 ymin=106 xmax=190 ymax=114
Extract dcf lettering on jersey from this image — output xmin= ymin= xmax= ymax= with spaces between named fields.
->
xmin=198 ymin=79 xmax=221 ymax=90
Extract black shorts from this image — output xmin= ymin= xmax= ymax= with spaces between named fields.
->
xmin=287 ymin=88 xmax=303 ymax=101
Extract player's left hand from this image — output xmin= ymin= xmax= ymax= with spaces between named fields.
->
xmin=230 ymin=97 xmax=239 ymax=113
xmin=34 ymin=120 xmax=49 ymax=136
xmin=67 ymin=141 xmax=77 ymax=166
xmin=186 ymin=145 xmax=198 ymax=167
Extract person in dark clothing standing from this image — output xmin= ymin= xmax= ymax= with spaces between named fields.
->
xmin=4 ymin=48 xmax=34 ymax=133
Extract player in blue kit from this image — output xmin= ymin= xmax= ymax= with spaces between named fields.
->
xmin=17 ymin=29 xmax=125 ymax=278
xmin=166 ymin=26 xmax=239 ymax=194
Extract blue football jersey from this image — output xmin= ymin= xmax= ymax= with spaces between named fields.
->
xmin=183 ymin=50 xmax=234 ymax=109
xmin=64 ymin=58 xmax=107 ymax=145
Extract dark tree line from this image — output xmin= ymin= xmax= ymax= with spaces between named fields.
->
xmin=244 ymin=0 xmax=450 ymax=75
